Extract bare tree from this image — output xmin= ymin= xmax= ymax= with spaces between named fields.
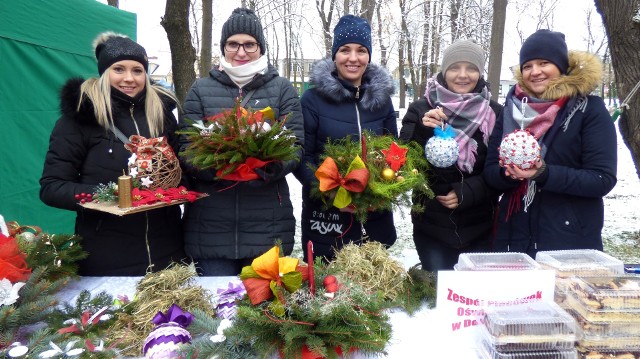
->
xmin=595 ymin=0 xmax=640 ymax=178
xmin=450 ymin=0 xmax=463 ymax=40
xmin=376 ymin=3 xmax=388 ymax=68
xmin=513 ymin=0 xmax=559 ymax=44
xmin=316 ymin=0 xmax=338 ymax=58
xmin=360 ymin=0 xmax=375 ymax=23
xmin=199 ymin=0 xmax=213 ymax=77
xmin=162 ymin=0 xmax=196 ymax=105
xmin=488 ymin=0 xmax=507 ymax=101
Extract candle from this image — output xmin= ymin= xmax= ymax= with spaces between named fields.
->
xmin=118 ymin=174 xmax=133 ymax=208
xmin=307 ymin=241 xmax=315 ymax=295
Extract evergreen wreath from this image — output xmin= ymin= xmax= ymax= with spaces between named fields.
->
xmin=310 ymin=131 xmax=434 ymax=222
xmin=178 ymin=98 xmax=300 ymax=181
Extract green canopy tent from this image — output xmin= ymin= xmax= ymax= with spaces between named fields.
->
xmin=0 ymin=0 xmax=136 ymax=233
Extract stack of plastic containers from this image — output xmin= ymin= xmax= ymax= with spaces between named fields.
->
xmin=477 ymin=301 xmax=578 ymax=358
xmin=455 ymin=252 xmax=542 ymax=271
xmin=563 ymin=275 xmax=640 ymax=358
xmin=535 ymin=249 xmax=624 ymax=306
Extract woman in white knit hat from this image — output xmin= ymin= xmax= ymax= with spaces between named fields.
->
xmin=399 ymin=39 xmax=502 ymax=271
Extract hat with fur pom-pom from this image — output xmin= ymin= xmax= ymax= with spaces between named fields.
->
xmin=93 ymin=32 xmax=148 ymax=75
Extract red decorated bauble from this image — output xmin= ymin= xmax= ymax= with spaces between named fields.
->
xmin=498 ymin=129 xmax=541 ymax=170
xmin=325 ymin=283 xmax=339 ymax=293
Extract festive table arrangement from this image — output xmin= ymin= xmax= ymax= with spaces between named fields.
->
xmin=178 ymin=98 xmax=299 ymax=182
xmin=311 ymin=131 xmax=434 ymax=222
xmin=0 ymin=224 xmax=437 ymax=359
xmin=78 ymin=135 xmax=205 ymax=216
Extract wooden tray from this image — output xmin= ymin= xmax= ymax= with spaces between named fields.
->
xmin=80 ymin=193 xmax=208 ymax=216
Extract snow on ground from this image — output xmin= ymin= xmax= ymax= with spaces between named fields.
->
xmin=288 ymin=98 xmax=640 ymax=266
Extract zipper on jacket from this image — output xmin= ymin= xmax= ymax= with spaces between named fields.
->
xmin=355 ymin=86 xmax=360 ymax=99
xmin=130 ymin=104 xmax=141 ymax=135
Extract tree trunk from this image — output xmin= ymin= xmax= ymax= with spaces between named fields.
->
xmin=107 ymin=0 xmax=119 ymax=7
xmin=199 ymin=0 xmax=213 ymax=78
xmin=398 ymin=0 xmax=406 ymax=109
xmin=450 ymin=0 xmax=462 ymax=41
xmin=316 ymin=0 xmax=337 ymax=58
xmin=376 ymin=4 xmax=388 ymax=68
xmin=596 ymin=0 xmax=640 ymax=178
xmin=161 ymin=0 xmax=196 ymax=106
xmin=359 ymin=0 xmax=375 ymax=23
xmin=418 ymin=0 xmax=431 ymax=98
xmin=488 ymin=0 xmax=507 ymax=101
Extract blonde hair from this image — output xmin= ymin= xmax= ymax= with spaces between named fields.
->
xmin=78 ymin=69 xmax=178 ymax=137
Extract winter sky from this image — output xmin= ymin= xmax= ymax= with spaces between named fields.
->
xmin=100 ymin=0 xmax=601 ymax=82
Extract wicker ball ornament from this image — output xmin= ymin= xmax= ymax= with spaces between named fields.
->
xmin=498 ymin=129 xmax=541 ymax=170
xmin=125 ymin=136 xmax=182 ymax=190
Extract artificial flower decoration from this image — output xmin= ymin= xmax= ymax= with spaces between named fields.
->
xmin=239 ymin=246 xmax=303 ymax=307
xmin=209 ymin=318 xmax=233 ymax=343
xmin=140 ymin=176 xmax=154 ymax=188
xmin=39 ymin=340 xmax=85 ymax=358
xmin=0 ymin=232 xmax=32 ymax=283
xmin=381 ymin=142 xmax=408 ymax=171
xmin=315 ymin=155 xmax=369 ymax=209
xmin=0 ymin=278 xmax=25 ymax=306
xmin=58 ymin=306 xmax=111 ymax=334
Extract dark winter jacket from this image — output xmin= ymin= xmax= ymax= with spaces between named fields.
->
xmin=484 ymin=51 xmax=617 ymax=256
xmin=399 ymin=78 xmax=502 ymax=249
xmin=294 ymin=59 xmax=398 ymax=259
xmin=179 ymin=63 xmax=303 ymax=260
xmin=40 ymin=78 xmax=186 ymax=276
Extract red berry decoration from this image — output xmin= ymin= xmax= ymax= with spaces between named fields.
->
xmin=323 ymin=275 xmax=337 ymax=286
xmin=74 ymin=194 xmax=81 ymax=200
xmin=325 ymin=282 xmax=339 ymax=293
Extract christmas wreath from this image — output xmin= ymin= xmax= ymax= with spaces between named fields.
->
xmin=0 ymin=221 xmax=87 ymax=356
xmin=311 ymin=131 xmax=434 ymax=222
xmin=178 ymin=98 xmax=300 ymax=181
xmin=186 ymin=242 xmax=437 ymax=359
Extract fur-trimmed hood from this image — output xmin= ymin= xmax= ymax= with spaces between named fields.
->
xmin=309 ymin=58 xmax=395 ymax=111
xmin=515 ymin=51 xmax=603 ymax=100
xmin=59 ymin=78 xmax=176 ymax=123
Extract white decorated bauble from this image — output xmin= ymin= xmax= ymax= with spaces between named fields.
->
xmin=498 ymin=129 xmax=540 ymax=170
xmin=425 ymin=136 xmax=459 ymax=168
xmin=142 ymin=322 xmax=191 ymax=359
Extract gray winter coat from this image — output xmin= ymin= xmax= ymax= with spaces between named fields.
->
xmin=179 ymin=64 xmax=303 ymax=260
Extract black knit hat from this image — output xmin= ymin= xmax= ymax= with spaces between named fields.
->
xmin=94 ymin=32 xmax=148 ymax=76
xmin=220 ymin=8 xmax=266 ymax=55
xmin=331 ymin=15 xmax=372 ymax=63
xmin=519 ymin=29 xmax=569 ymax=74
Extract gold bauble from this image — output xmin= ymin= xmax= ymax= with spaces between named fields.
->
xmin=381 ymin=167 xmax=396 ymax=181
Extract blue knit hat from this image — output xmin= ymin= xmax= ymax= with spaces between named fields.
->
xmin=519 ymin=29 xmax=569 ymax=74
xmin=331 ymin=15 xmax=372 ymax=62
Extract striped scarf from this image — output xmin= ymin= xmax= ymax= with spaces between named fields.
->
xmin=426 ymin=76 xmax=496 ymax=173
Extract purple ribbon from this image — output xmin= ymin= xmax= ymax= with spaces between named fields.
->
xmin=217 ymin=281 xmax=246 ymax=296
xmin=151 ymin=304 xmax=193 ymax=328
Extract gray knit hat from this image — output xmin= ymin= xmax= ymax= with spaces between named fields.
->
xmin=220 ymin=8 xmax=266 ymax=55
xmin=94 ymin=32 xmax=148 ymax=76
xmin=441 ymin=39 xmax=485 ymax=75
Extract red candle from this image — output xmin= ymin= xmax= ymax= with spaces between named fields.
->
xmin=307 ymin=241 xmax=315 ymax=295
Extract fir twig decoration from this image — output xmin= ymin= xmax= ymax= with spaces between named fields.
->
xmin=311 ymin=131 xmax=434 ymax=222
xmin=178 ymin=98 xmax=299 ymax=179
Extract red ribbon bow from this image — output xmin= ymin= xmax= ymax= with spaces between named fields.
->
xmin=315 ymin=157 xmax=369 ymax=193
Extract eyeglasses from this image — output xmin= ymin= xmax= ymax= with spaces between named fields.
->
xmin=224 ymin=41 xmax=259 ymax=53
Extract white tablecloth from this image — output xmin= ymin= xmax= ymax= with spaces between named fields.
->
xmin=57 ymin=277 xmax=479 ymax=358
